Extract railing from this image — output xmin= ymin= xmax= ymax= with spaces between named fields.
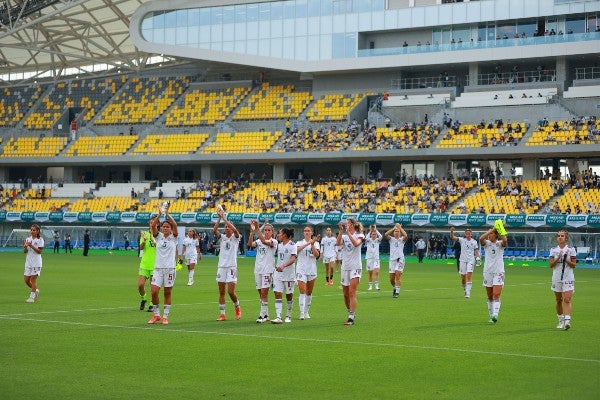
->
xmin=575 ymin=67 xmax=600 ymax=81
xmin=390 ymin=75 xmax=457 ymax=90
xmin=477 ymin=69 xmax=557 ymax=86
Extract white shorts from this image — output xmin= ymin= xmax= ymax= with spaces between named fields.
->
xmin=273 ymin=279 xmax=296 ymax=294
xmin=296 ymin=272 xmax=317 ymax=283
xmin=336 ymin=251 xmax=342 ymax=261
xmin=323 ymin=256 xmax=335 ymax=264
xmin=185 ymin=255 xmax=198 ymax=265
xmin=340 ymin=268 xmax=362 ymax=286
xmin=552 ymin=280 xmax=575 ymax=293
xmin=366 ymin=258 xmax=380 ymax=271
xmin=255 ymin=273 xmax=272 ymax=290
xmin=483 ymin=272 xmax=504 ymax=287
xmin=151 ymin=268 xmax=176 ymax=288
xmin=459 ymin=260 xmax=474 ymax=275
xmin=216 ymin=266 xmax=238 ymax=283
xmin=389 ymin=258 xmax=405 ymax=274
xmin=24 ymin=265 xmax=42 ymax=277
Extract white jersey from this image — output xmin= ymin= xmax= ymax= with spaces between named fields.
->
xmin=182 ymin=236 xmax=199 ymax=257
xmin=549 ymin=245 xmax=576 ymax=282
xmin=365 ymin=232 xmax=382 ymax=260
xmin=340 ymin=233 xmax=365 ymax=270
xmin=482 ymin=239 xmax=505 ymax=274
xmin=154 ymin=232 xmax=178 ymax=269
xmin=25 ymin=236 xmax=44 ymax=268
xmin=253 ymin=237 xmax=278 ymax=275
xmin=389 ymin=236 xmax=406 ymax=262
xmin=218 ymin=233 xmax=240 ymax=268
xmin=321 ymin=236 xmax=337 ymax=259
xmin=458 ymin=237 xmax=479 ymax=263
xmin=296 ymin=239 xmax=320 ymax=275
xmin=275 ymin=240 xmax=297 ymax=281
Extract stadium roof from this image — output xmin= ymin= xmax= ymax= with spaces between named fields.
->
xmin=0 ymin=0 xmax=187 ymax=84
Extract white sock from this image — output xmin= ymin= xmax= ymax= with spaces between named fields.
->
xmin=299 ymin=294 xmax=306 ymax=314
xmin=163 ymin=305 xmax=171 ymax=318
xmin=395 ymin=286 xmax=401 ymax=293
xmin=286 ymin=300 xmax=293 ymax=317
xmin=219 ymin=303 xmax=226 ymax=315
xmin=487 ymin=300 xmax=493 ymax=316
xmin=260 ymin=301 xmax=268 ymax=317
xmin=564 ymin=315 xmax=571 ymax=323
xmin=305 ymin=295 xmax=312 ymax=314
xmin=189 ymin=270 xmax=195 ymax=280
xmin=557 ymin=314 xmax=564 ymax=322
xmin=493 ymin=300 xmax=501 ymax=316
xmin=275 ymin=299 xmax=283 ymax=318
xmin=154 ymin=304 xmax=161 ymax=316
xmin=466 ymin=282 xmax=472 ymax=294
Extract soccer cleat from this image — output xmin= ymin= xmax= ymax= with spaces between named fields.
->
xmin=491 ymin=315 xmax=498 ymax=323
xmin=235 ymin=306 xmax=242 ymax=320
xmin=368 ymin=285 xmax=373 ymax=291
xmin=464 ymin=293 xmax=470 ymax=299
xmin=187 ymin=280 xmax=194 ymax=286
xmin=161 ymin=317 xmax=169 ymax=325
xmin=271 ymin=317 xmax=283 ymax=324
xmin=488 ymin=317 xmax=495 ymax=324
xmin=304 ymin=313 xmax=311 ymax=319
xmin=147 ymin=305 xmax=154 ymax=312
xmin=140 ymin=300 xmax=147 ymax=310
xmin=216 ymin=314 xmax=226 ymax=321
xmin=556 ymin=321 xmax=565 ymax=329
xmin=392 ymin=290 xmax=399 ymax=298
xmin=330 ymin=279 xmax=334 ymax=286
xmin=344 ymin=318 xmax=355 ymax=326
xmin=299 ymin=313 xmax=305 ymax=320
xmin=284 ymin=316 xmax=292 ymax=323
xmin=256 ymin=315 xmax=268 ymax=323
xmin=564 ymin=321 xmax=571 ymax=331
xmin=25 ymin=297 xmax=35 ymax=303
xmin=148 ymin=315 xmax=161 ymax=324
xmin=376 ymin=286 xmax=380 ymax=291
xmin=494 ymin=219 xmax=508 ymax=236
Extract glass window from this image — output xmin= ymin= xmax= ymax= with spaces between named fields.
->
xmin=223 ymin=6 xmax=234 ymax=24
xmin=244 ymin=38 xmax=255 ymax=54
xmin=477 ymin=24 xmax=487 ymax=42
xmin=358 ymin=0 xmax=370 ymax=13
xmin=284 ymin=1 xmax=295 ymax=19
xmin=333 ymin=14 xmax=345 ymax=33
xmin=372 ymin=0 xmax=385 ymax=12
xmin=517 ymin=19 xmax=536 ymax=37
xmin=271 ymin=2 xmax=282 ymax=19
xmin=271 ymin=18 xmax=283 ymax=37
xmin=235 ymin=5 xmax=246 ymax=23
xmin=199 ymin=8 xmax=210 ymax=25
xmin=321 ymin=0 xmax=333 ymax=16
xmin=188 ymin=9 xmax=199 ymax=26
xmin=296 ymin=0 xmax=307 ymax=18
xmin=223 ymin=41 xmax=234 ymax=53
xmin=259 ymin=20 xmax=270 ymax=39
xmin=466 ymin=2 xmax=481 ymax=23
xmin=235 ymin=22 xmax=246 ymax=40
xmin=165 ymin=27 xmax=176 ymax=44
xmin=296 ymin=18 xmax=308 ymax=36
xmin=259 ymin=3 xmax=270 ymax=21
xmin=187 ymin=26 xmax=199 ymax=45
xmin=258 ymin=40 xmax=270 ymax=57
xmin=141 ymin=15 xmax=153 ymax=30
xmin=283 ymin=37 xmax=294 ymax=59
xmin=211 ymin=7 xmax=223 ymax=25
xmin=199 ymin=25 xmax=210 ymax=42
xmin=295 ymin=35 xmax=307 ymax=60
xmin=346 ymin=12 xmax=358 ymax=32
xmin=271 ymin=37 xmax=283 ymax=58
xmin=165 ymin=11 xmax=177 ymax=28
xmin=223 ymin=23 xmax=234 ymax=41
xmin=176 ymin=27 xmax=187 ymax=44
xmin=176 ymin=10 xmax=187 ymax=27
xmin=308 ymin=0 xmax=320 ymax=17
xmin=345 ymin=32 xmax=356 ymax=58
xmin=307 ymin=35 xmax=320 ymax=60
xmin=210 ymin=40 xmax=221 ymax=51
xmin=247 ymin=21 xmax=259 ymax=40
xmin=372 ymin=10 xmax=384 ymax=28
xmin=211 ymin=24 xmax=222 ymax=42
xmin=154 ymin=29 xmax=164 ymax=44
xmin=234 ymin=39 xmax=246 ymax=54
xmin=320 ymin=34 xmax=332 ymax=59
xmin=332 ymin=32 xmax=345 ymax=58
xmin=247 ymin=4 xmax=259 ymax=21
xmin=320 ymin=14 xmax=333 ymax=34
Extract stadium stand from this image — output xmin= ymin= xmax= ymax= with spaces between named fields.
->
xmin=306 ymin=93 xmax=368 ymax=122
xmin=1 ymin=136 xmax=68 ymax=157
xmin=0 ymin=86 xmax=43 ymax=127
xmin=201 ymin=131 xmax=282 ymax=154
xmin=233 ymin=83 xmax=312 ymax=120
xmin=278 ymin=125 xmax=360 ymax=152
xmin=356 ymin=124 xmax=441 ymax=151
xmin=4 ymin=198 xmax=70 ymax=212
xmin=550 ymin=188 xmax=600 ymax=214
xmin=526 ymin=119 xmax=599 ymax=146
xmin=132 ymin=133 xmax=209 ymax=155
xmin=452 ymin=88 xmax=558 ymax=108
xmin=437 ymin=121 xmax=526 ymax=148
xmin=63 ymin=135 xmax=138 ymax=156
xmin=69 ymin=196 xmax=138 ymax=212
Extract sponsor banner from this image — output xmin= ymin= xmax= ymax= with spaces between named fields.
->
xmin=135 ymin=212 xmax=152 ymax=224
xmin=291 ymin=213 xmax=308 ymax=224
xmin=323 ymin=213 xmax=342 ymax=225
xmin=21 ymin=211 xmax=36 ymax=222
xmin=587 ymin=214 xmax=600 ymax=228
xmin=525 ymin=214 xmax=547 ymax=227
xmin=77 ymin=212 xmax=93 ymax=223
xmin=505 ymin=214 xmax=526 ymax=227
xmin=179 ymin=213 xmax=196 ymax=224
xmin=226 ymin=212 xmax=244 ymax=224
xmin=357 ymin=213 xmax=376 ymax=226
xmin=486 ymin=214 xmax=506 ymax=226
xmin=429 ymin=214 xmax=449 ymax=226
xmin=105 ymin=212 xmax=120 ymax=223
xmin=0 ymin=210 xmax=6 ymax=222
xmin=169 ymin=212 xmax=181 ymax=222
xmin=375 ymin=213 xmax=395 ymax=226
xmin=467 ymin=214 xmax=487 ymax=226
xmin=92 ymin=212 xmax=107 ymax=223
xmin=545 ymin=214 xmax=567 ymax=227
xmin=448 ymin=214 xmax=468 ymax=226
xmin=341 ymin=213 xmax=360 ymax=223
xmin=411 ymin=214 xmax=430 ymax=226
xmin=394 ymin=214 xmax=412 ymax=225
xmin=307 ymin=213 xmax=326 ymax=225
xmin=273 ymin=213 xmax=292 ymax=225
xmin=5 ymin=212 xmax=21 ymax=221
xmin=120 ymin=212 xmax=136 ymax=223
xmin=258 ymin=212 xmax=275 ymax=223
xmin=243 ymin=213 xmax=260 ymax=224
xmin=195 ymin=213 xmax=213 ymax=224
xmin=63 ymin=212 xmax=78 ymax=223
xmin=566 ymin=214 xmax=588 ymax=228
xmin=34 ymin=212 xmax=49 ymax=222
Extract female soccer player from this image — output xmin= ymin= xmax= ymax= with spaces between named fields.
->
xmin=384 ymin=223 xmax=408 ymax=298
xmin=320 ymin=227 xmax=337 ymax=286
xmin=479 ymin=227 xmax=508 ymax=323
xmin=248 ymin=219 xmax=277 ymax=323
xmin=213 ymin=206 xmax=242 ymax=321
xmin=450 ymin=227 xmax=481 ymax=298
xmin=296 ymin=226 xmax=320 ymax=320
xmin=337 ymin=218 xmax=365 ymax=325
xmin=148 ymin=206 xmax=178 ymax=325
xmin=271 ymin=227 xmax=297 ymax=324
xmin=138 ymin=217 xmax=157 ymax=312
xmin=364 ymin=224 xmax=382 ymax=291
xmin=549 ymin=230 xmax=577 ymax=330
xmin=182 ymin=228 xmax=201 ymax=286
xmin=23 ymin=224 xmax=44 ymax=303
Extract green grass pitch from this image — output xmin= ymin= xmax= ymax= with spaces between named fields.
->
xmin=1 ymin=249 xmax=599 ymax=399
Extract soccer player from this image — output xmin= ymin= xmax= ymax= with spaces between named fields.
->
xmin=385 ymin=223 xmax=408 ymax=298
xmin=138 ymin=218 xmax=157 ymax=312
xmin=479 ymin=227 xmax=507 ymax=323
xmin=182 ymin=228 xmax=202 ymax=286
xmin=213 ymin=206 xmax=242 ymax=321
xmin=23 ymin=224 xmax=44 ymax=303
xmin=549 ymin=230 xmax=577 ymax=330
xmin=365 ymin=224 xmax=382 ymax=291
xmin=247 ymin=219 xmax=277 ymax=323
xmin=271 ymin=227 xmax=297 ymax=324
xmin=450 ymin=227 xmax=481 ymax=298
xmin=320 ymin=227 xmax=337 ymax=286
xmin=337 ymin=218 xmax=365 ymax=325
xmin=147 ymin=206 xmax=178 ymax=325
xmin=296 ymin=226 xmax=320 ymax=320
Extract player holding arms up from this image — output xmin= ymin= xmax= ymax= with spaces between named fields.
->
xmin=148 ymin=206 xmax=178 ymax=325
xmin=23 ymin=224 xmax=44 ymax=303
xmin=296 ymin=226 xmax=320 ymax=320
xmin=385 ymin=223 xmax=408 ymax=298
xmin=214 ymin=206 xmax=242 ymax=321
xmin=450 ymin=227 xmax=481 ymax=298
xmin=248 ymin=220 xmax=277 ymax=323
xmin=271 ymin=227 xmax=297 ymax=324
xmin=365 ymin=224 xmax=382 ymax=291
xmin=479 ymin=223 xmax=507 ymax=323
xmin=549 ymin=230 xmax=577 ymax=330
xmin=337 ymin=218 xmax=365 ymax=325
xmin=182 ymin=228 xmax=201 ymax=286
xmin=320 ymin=227 xmax=337 ymax=286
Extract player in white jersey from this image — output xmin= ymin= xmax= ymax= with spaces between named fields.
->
xmin=320 ymin=227 xmax=337 ymax=286
xmin=148 ymin=205 xmax=179 ymax=325
xmin=479 ymin=227 xmax=507 ymax=324
xmin=23 ymin=224 xmax=44 ymax=303
xmin=182 ymin=228 xmax=201 ymax=286
xmin=385 ymin=223 xmax=408 ymax=298
xmin=271 ymin=227 xmax=297 ymax=324
xmin=248 ymin=220 xmax=277 ymax=323
xmin=549 ymin=230 xmax=577 ymax=330
xmin=337 ymin=218 xmax=365 ymax=326
xmin=364 ymin=225 xmax=382 ymax=291
xmin=296 ymin=226 xmax=321 ymax=320
xmin=450 ymin=227 xmax=481 ymax=298
xmin=213 ymin=206 xmax=242 ymax=321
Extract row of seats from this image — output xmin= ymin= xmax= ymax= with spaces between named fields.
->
xmin=233 ymin=83 xmax=313 ymax=120
xmin=437 ymin=122 xmax=525 ymax=148
xmin=132 ymin=133 xmax=209 ymax=155
xmin=458 ymin=180 xmax=554 ymax=214
xmin=306 ymin=93 xmax=368 ymax=122
xmin=1 ymin=136 xmax=67 ymax=157
xmin=0 ymin=86 xmax=44 ymax=127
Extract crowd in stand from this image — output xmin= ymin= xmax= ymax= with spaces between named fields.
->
xmin=358 ymin=121 xmax=440 ymax=150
